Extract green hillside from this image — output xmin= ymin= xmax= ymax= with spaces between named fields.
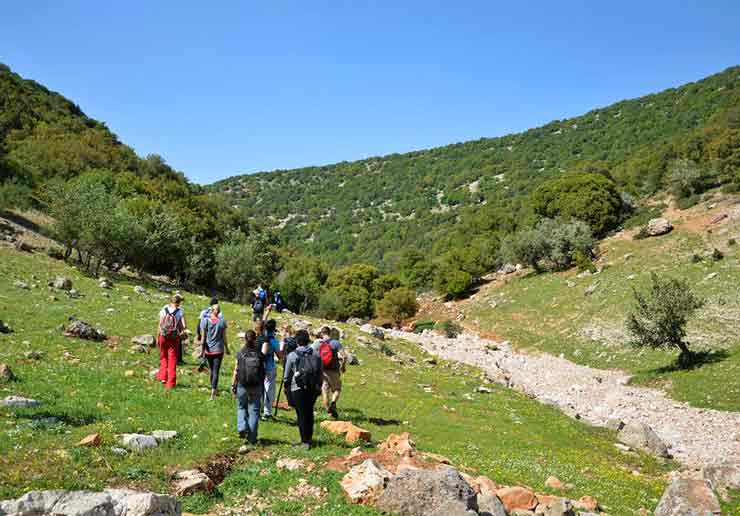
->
xmin=214 ymin=66 xmax=740 ymax=273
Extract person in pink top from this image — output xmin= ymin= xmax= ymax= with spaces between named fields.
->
xmin=157 ymin=293 xmax=187 ymax=389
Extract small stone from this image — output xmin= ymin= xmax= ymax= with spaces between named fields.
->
xmin=151 ymin=430 xmax=178 ymax=442
xmin=574 ymin=495 xmax=599 ymax=512
xmin=120 ymin=433 xmax=158 ymax=451
xmin=1 ymin=395 xmax=41 ymax=408
xmin=131 ymin=335 xmax=156 ymax=348
xmin=14 ymin=280 xmax=29 ymax=290
xmin=111 ymin=447 xmax=128 ymax=456
xmin=77 ymin=433 xmax=102 ymax=447
xmin=496 ymin=486 xmax=538 ymax=513
xmin=24 ymin=351 xmax=43 ymax=360
xmin=345 ymin=352 xmax=360 ymax=365
xmin=544 ymin=476 xmax=563 ymax=490
xmin=134 ymin=286 xmax=147 ymax=295
xmin=0 ymin=363 xmax=16 ymax=382
xmin=0 ymin=320 xmax=11 ymax=334
xmin=377 ymin=432 xmax=416 ymax=457
xmin=52 ymin=277 xmax=73 ymax=290
xmin=646 ymin=218 xmax=673 ymax=237
xmin=276 ymin=458 xmax=309 ymax=471
xmin=341 ymin=459 xmax=392 ymax=505
xmin=320 ymin=420 xmax=372 ymax=444
xmin=174 ymin=469 xmax=214 ymax=496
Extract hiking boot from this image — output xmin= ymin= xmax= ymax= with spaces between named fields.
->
xmin=301 ymin=442 xmax=312 ymax=451
xmin=238 ymin=430 xmax=247 ymax=439
xmin=329 ymin=401 xmax=338 ymax=419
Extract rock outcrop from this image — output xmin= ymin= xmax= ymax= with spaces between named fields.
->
xmin=617 ymin=422 xmax=670 ymax=458
xmin=0 ymin=489 xmax=180 ymax=516
xmin=340 ymin=459 xmax=392 ymax=504
xmin=646 ymin=218 xmax=673 ymax=237
xmin=654 ymin=478 xmax=720 ymax=516
xmin=65 ymin=319 xmax=106 ymax=341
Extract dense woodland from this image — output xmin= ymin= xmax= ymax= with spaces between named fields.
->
xmin=1 ymin=62 xmax=739 ymax=320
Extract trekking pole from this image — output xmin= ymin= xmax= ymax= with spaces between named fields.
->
xmin=274 ymin=364 xmax=285 ymax=416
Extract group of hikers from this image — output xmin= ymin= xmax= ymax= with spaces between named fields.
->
xmin=155 ymin=288 xmax=346 ymax=449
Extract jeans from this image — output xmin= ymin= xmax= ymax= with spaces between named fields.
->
xmin=292 ymin=389 xmax=318 ymax=445
xmin=157 ymin=335 xmax=178 ymax=389
xmin=237 ymin=385 xmax=262 ymax=444
xmin=263 ymin=368 xmax=277 ymax=417
xmin=206 ymin=354 xmax=223 ymax=390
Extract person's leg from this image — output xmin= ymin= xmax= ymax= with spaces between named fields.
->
xmin=292 ymin=390 xmax=307 ymax=443
xmin=304 ymin=393 xmax=317 ymax=446
xmin=177 ymin=338 xmax=184 ymax=364
xmin=321 ymin=374 xmax=331 ymax=411
xmin=236 ymin=385 xmax=248 ymax=437
xmin=263 ymin=369 xmax=276 ymax=417
xmin=165 ymin=338 xmax=178 ymax=389
xmin=246 ymin=390 xmax=261 ymax=444
xmin=157 ymin=336 xmax=167 ymax=383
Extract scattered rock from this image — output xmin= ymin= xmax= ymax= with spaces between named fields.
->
xmin=52 ymin=276 xmax=73 ymax=290
xmin=151 ymin=430 xmax=178 ymax=443
xmin=65 ymin=319 xmax=106 ymax=341
xmin=125 ymin=370 xmax=135 ymax=378
xmin=574 ymin=495 xmax=600 ymax=512
xmin=478 ymin=492 xmax=507 ymax=516
xmin=67 ymin=289 xmax=81 ymax=299
xmin=0 ymin=489 xmax=180 ymax=516
xmin=702 ymin=463 xmax=740 ymax=500
xmin=292 ymin=319 xmax=312 ymax=332
xmin=654 ymin=478 xmax=721 ymax=516
xmin=360 ymin=324 xmax=386 ymax=340
xmin=119 ymin=433 xmax=158 ymax=452
xmin=705 ymin=272 xmax=718 ymax=281
xmin=0 ymin=320 xmax=11 ymax=334
xmin=534 ymin=495 xmax=574 ymax=515
xmin=0 ymin=395 xmax=40 ymax=408
xmin=544 ymin=476 xmax=563 ymax=490
xmin=605 ymin=417 xmax=624 ymax=431
xmin=378 ymin=432 xmax=416 ymax=457
xmin=376 ymin=466 xmax=478 ymax=516
xmin=617 ymin=422 xmax=670 ymax=458
xmin=276 ymin=458 xmax=311 ymax=472
xmin=646 ymin=218 xmax=673 ymax=237
xmin=134 ymin=286 xmax=148 ymax=295
xmin=341 ymin=459 xmax=392 ymax=504
xmin=320 ymin=420 xmax=372 ymax=444
xmin=14 ymin=280 xmax=29 ymax=290
xmin=496 ymin=486 xmax=538 ymax=513
xmin=131 ymin=335 xmax=155 ymax=348
xmin=24 ymin=350 xmax=43 ymax=360
xmin=98 ymin=278 xmax=113 ymax=289
xmin=174 ymin=469 xmax=214 ymax=496
xmin=477 ymin=385 xmax=493 ymax=394
xmin=0 ymin=363 xmax=16 ymax=382
xmin=345 ymin=352 xmax=360 ymax=365
xmin=347 ymin=317 xmax=365 ymax=326
xmin=584 ymin=282 xmax=600 ymax=296
xmin=111 ymin=447 xmax=128 ymax=456
xmin=77 ymin=434 xmax=102 ymax=447
xmin=131 ymin=344 xmax=148 ymax=354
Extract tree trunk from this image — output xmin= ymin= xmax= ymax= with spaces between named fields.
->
xmin=675 ymin=340 xmax=693 ymax=367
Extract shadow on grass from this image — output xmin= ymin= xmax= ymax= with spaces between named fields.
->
xmin=649 ymin=349 xmax=730 ymax=373
xmin=336 ymin=407 xmax=401 ymax=427
xmin=16 ymin=410 xmax=99 ymax=427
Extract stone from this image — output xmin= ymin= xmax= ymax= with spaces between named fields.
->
xmin=345 ymin=352 xmax=360 ymax=365
xmin=14 ymin=280 xmax=29 ymax=290
xmin=292 ymin=319 xmax=312 ymax=332
xmin=584 ymin=282 xmax=600 ymax=296
xmin=361 ymin=324 xmax=385 ymax=340
xmin=23 ymin=350 xmax=43 ymax=360
xmin=654 ymin=478 xmax=721 ymax=516
xmin=617 ymin=422 xmax=670 ymax=457
xmin=151 ymin=430 xmax=178 ymax=442
xmin=173 ymin=469 xmax=214 ymax=496
xmin=511 ymin=511 xmax=535 ymax=516
xmin=378 ymin=432 xmax=416 ymax=457
xmin=131 ymin=335 xmax=156 ymax=348
xmin=347 ymin=317 xmax=365 ymax=326
xmin=0 ymin=489 xmax=180 ymax=516
xmin=65 ymin=320 xmax=106 ymax=341
xmin=276 ymin=458 xmax=310 ymax=471
xmin=545 ymin=476 xmax=563 ymax=490
xmin=320 ymin=420 xmax=372 ymax=444
xmin=98 ymin=278 xmax=113 ymax=289
xmin=77 ymin=433 xmax=102 ymax=447
xmin=53 ymin=276 xmax=73 ymax=290
xmin=574 ymin=495 xmax=599 ymax=512
xmin=0 ymin=320 xmax=11 ymax=333
xmin=67 ymin=289 xmax=81 ymax=299
xmin=134 ymin=286 xmax=148 ymax=295
xmin=605 ymin=417 xmax=624 ymax=431
xmin=646 ymin=218 xmax=673 ymax=236
xmin=702 ymin=463 xmax=740 ymax=499
xmin=705 ymin=272 xmax=719 ymax=281
xmin=131 ymin=345 xmax=148 ymax=354
xmin=376 ymin=465 xmax=478 ymax=516
xmin=340 ymin=459 xmax=392 ymax=504
xmin=0 ymin=363 xmax=16 ymax=383
xmin=478 ymin=492 xmax=507 ymax=516
xmin=495 ymin=486 xmax=538 ymax=513
xmin=120 ymin=433 xmax=158 ymax=452
xmin=534 ymin=496 xmax=574 ymax=515
xmin=111 ymin=447 xmax=128 ymax=456
xmin=0 ymin=395 xmax=40 ymax=408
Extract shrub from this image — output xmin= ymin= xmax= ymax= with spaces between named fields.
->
xmin=690 ymin=253 xmax=703 ymax=264
xmin=433 ymin=268 xmax=473 ymax=299
xmin=500 ymin=219 xmax=594 ymax=271
xmin=729 ymin=238 xmax=737 ymax=247
xmin=633 ymin=227 xmax=650 ymax=240
xmin=676 ymin=194 xmax=700 ymax=210
xmin=437 ymin=319 xmax=462 ymax=339
xmin=626 ymin=273 xmax=704 ymax=366
xmin=574 ymin=250 xmax=597 ymax=273
xmin=712 ymin=248 xmax=724 ymax=261
xmin=376 ymin=287 xmax=419 ymax=326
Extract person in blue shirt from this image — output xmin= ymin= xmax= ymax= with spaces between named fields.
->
xmin=256 ymin=319 xmax=280 ymax=420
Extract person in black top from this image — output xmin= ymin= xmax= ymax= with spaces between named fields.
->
xmin=231 ymin=331 xmax=270 ymax=445
xmin=282 ymin=329 xmax=323 ymax=449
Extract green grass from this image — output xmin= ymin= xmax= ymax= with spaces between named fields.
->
xmin=467 ymin=227 xmax=740 ymax=412
xmin=0 ymin=246 xmax=686 ymax=513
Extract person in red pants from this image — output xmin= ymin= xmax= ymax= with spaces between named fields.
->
xmin=157 ymin=293 xmax=187 ymax=389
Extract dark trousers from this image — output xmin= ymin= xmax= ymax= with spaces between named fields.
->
xmin=206 ymin=354 xmax=223 ymax=390
xmin=292 ymin=389 xmax=318 ymax=445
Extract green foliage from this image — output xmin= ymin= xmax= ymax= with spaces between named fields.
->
xmin=433 ymin=267 xmax=473 ymax=299
xmin=437 ymin=319 xmax=462 ymax=338
xmin=375 ymin=287 xmax=419 ymax=325
xmin=500 ymin=219 xmax=594 ymax=272
xmin=215 ymin=230 xmax=281 ymax=302
xmin=627 ymin=273 xmax=705 ymax=362
xmin=712 ymin=248 xmax=724 ymax=261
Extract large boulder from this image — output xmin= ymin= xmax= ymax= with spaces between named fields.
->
xmin=646 ymin=218 xmax=673 ymax=237
xmin=0 ymin=489 xmax=180 ymax=516
xmin=119 ymin=434 xmax=158 ymax=452
xmin=376 ymin=466 xmax=478 ymax=516
xmin=341 ymin=459 xmax=392 ymax=504
xmin=0 ymin=395 xmax=40 ymax=408
xmin=65 ymin=320 xmax=106 ymax=341
xmin=495 ymin=486 xmax=538 ymax=513
xmin=654 ymin=478 xmax=721 ymax=516
xmin=173 ymin=469 xmax=214 ymax=496
xmin=478 ymin=493 xmax=507 ymax=516
xmin=617 ymin=422 xmax=670 ymax=458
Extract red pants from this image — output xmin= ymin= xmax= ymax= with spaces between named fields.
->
xmin=157 ymin=336 xmax=179 ymax=389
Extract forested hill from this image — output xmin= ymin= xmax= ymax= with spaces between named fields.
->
xmin=213 ymin=66 xmax=740 ymax=270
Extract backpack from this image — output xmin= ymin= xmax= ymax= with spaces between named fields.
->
xmin=283 ymin=336 xmax=297 ymax=357
xmin=319 ymin=340 xmax=338 ymax=370
xmin=160 ymin=307 xmax=180 ymax=339
xmin=237 ymin=347 xmax=264 ymax=387
xmin=253 ymin=297 xmax=264 ymax=313
xmin=295 ymin=350 xmax=322 ymax=393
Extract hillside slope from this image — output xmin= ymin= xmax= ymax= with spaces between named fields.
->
xmin=214 ymin=66 xmax=740 ymax=271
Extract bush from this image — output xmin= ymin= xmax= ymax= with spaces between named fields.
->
xmin=413 ymin=320 xmax=436 ymax=333
xmin=729 ymin=238 xmax=737 ymax=247
xmin=712 ymin=248 xmax=724 ymax=261
xmin=633 ymin=227 xmax=650 ymax=240
xmin=676 ymin=194 xmax=700 ymax=210
xmin=500 ymin=219 xmax=594 ymax=272
xmin=626 ymin=272 xmax=704 ymax=365
xmin=316 ymin=289 xmax=345 ymax=321
xmin=574 ymin=250 xmax=597 ymax=273
xmin=433 ymin=268 xmax=473 ymax=299
xmin=437 ymin=319 xmax=462 ymax=339
xmin=376 ymin=287 xmax=419 ymax=326
xmin=690 ymin=253 xmax=703 ymax=264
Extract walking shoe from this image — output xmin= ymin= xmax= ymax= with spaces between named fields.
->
xmin=302 ymin=442 xmax=312 ymax=451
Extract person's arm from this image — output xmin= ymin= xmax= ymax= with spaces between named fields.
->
xmin=231 ymin=357 xmax=239 ymax=394
xmin=223 ymin=319 xmax=230 ymax=355
xmin=261 ymin=339 xmax=270 ymax=356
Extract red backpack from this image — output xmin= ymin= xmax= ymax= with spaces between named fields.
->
xmin=160 ymin=307 xmax=181 ymax=339
xmin=319 ymin=340 xmax=337 ymax=370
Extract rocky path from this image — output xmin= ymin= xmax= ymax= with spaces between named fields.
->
xmin=387 ymin=328 xmax=740 ymax=469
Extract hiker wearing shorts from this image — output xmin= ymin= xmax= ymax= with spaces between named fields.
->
xmin=312 ymin=326 xmax=345 ymax=419
xmin=157 ymin=294 xmax=187 ymax=389
xmin=199 ymin=298 xmax=230 ymax=400
xmin=283 ymin=329 xmax=323 ymax=449
xmin=231 ymin=330 xmax=269 ymax=445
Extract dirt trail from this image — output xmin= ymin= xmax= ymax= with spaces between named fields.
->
xmin=387 ymin=328 xmax=740 ymax=469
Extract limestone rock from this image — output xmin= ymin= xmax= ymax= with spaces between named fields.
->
xmin=646 ymin=218 xmax=673 ymax=237
xmin=545 ymin=476 xmax=563 ymax=490
xmin=0 ymin=320 xmax=11 ymax=334
xmin=495 ymin=486 xmax=538 ymax=513
xmin=478 ymin=492 xmax=507 ymax=516
xmin=24 ymin=350 xmax=42 ymax=360
xmin=53 ymin=276 xmax=73 ymax=290
xmin=618 ymin=422 xmax=670 ymax=458
xmin=361 ymin=324 xmax=385 ymax=340
xmin=14 ymin=280 xmax=29 ymax=290
xmin=0 ymin=395 xmax=40 ymax=408
xmin=131 ymin=335 xmax=155 ymax=348
xmin=341 ymin=459 xmax=392 ymax=504
xmin=98 ymin=278 xmax=113 ymax=289
xmin=0 ymin=363 xmax=16 ymax=383
xmin=276 ymin=458 xmax=310 ymax=471
xmin=173 ymin=469 xmax=214 ymax=496
xmin=574 ymin=495 xmax=599 ymax=512
xmin=151 ymin=430 xmax=178 ymax=443
xmin=65 ymin=320 xmax=106 ymax=341
xmin=654 ymin=478 xmax=720 ymax=516
xmin=347 ymin=317 xmax=365 ymax=326
xmin=345 ymin=352 xmax=360 ymax=365
xmin=702 ymin=463 xmax=740 ymax=500
xmin=0 ymin=488 xmax=180 ymax=516
xmin=378 ymin=432 xmax=416 ymax=457
xmin=120 ymin=433 xmax=158 ymax=452
xmin=134 ymin=286 xmax=148 ymax=295
xmin=320 ymin=420 xmax=371 ymax=444
xmin=534 ymin=495 xmax=574 ymax=515
xmin=376 ymin=466 xmax=478 ymax=516
xmin=77 ymin=433 xmax=102 ymax=447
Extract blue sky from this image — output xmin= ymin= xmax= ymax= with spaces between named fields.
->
xmin=2 ymin=1 xmax=739 ymax=184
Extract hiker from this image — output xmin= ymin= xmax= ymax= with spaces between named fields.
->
xmin=280 ymin=324 xmax=297 ymax=357
xmin=157 ymin=294 xmax=187 ymax=389
xmin=283 ymin=329 xmax=323 ymax=449
xmin=199 ymin=298 xmax=230 ymax=400
xmin=312 ymin=326 xmax=345 ymax=419
xmin=251 ymin=284 xmax=267 ymax=321
xmin=273 ymin=290 xmax=285 ymax=313
xmin=231 ymin=330 xmax=269 ymax=445
xmin=260 ymin=319 xmax=281 ymax=420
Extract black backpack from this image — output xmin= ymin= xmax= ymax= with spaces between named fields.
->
xmin=237 ymin=347 xmax=264 ymax=387
xmin=295 ymin=350 xmax=322 ymax=394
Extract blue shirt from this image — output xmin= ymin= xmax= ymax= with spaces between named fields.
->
xmin=263 ymin=332 xmax=280 ymax=373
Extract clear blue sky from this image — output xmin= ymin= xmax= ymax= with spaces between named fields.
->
xmin=2 ymin=1 xmax=739 ymax=184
